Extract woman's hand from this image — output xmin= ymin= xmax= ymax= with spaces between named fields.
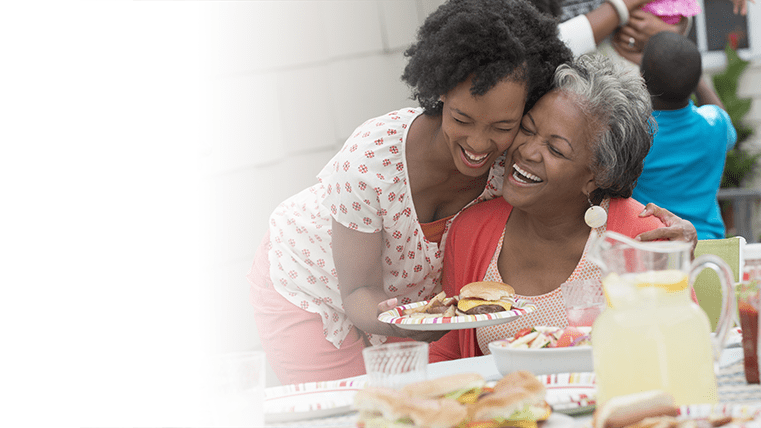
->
xmin=377 ymin=298 xmax=448 ymax=342
xmin=611 ymin=36 xmax=644 ymax=65
xmin=636 ymin=203 xmax=698 ymax=252
xmin=388 ymin=324 xmax=449 ymax=342
xmin=614 ymin=10 xmax=681 ymax=52
xmin=377 ymin=298 xmax=399 ymax=314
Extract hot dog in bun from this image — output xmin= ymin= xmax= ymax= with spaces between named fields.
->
xmin=593 ymin=390 xmax=678 ymax=428
xmin=457 ymin=281 xmax=515 ymax=315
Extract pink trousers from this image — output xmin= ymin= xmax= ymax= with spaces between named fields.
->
xmin=248 ymin=231 xmax=405 ymax=385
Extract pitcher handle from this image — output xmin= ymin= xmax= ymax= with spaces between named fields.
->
xmin=689 ymin=254 xmax=736 ymax=375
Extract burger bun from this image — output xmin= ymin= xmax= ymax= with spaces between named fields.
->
xmin=459 ymin=281 xmax=515 ymax=301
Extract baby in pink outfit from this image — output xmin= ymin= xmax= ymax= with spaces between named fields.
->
xmin=640 ymin=0 xmax=701 ymax=25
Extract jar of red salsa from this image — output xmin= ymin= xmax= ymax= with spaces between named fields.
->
xmin=738 ymin=244 xmax=761 ymax=384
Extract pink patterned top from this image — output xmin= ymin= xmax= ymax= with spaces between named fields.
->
xmin=475 ymin=200 xmax=610 ymax=354
xmin=267 ymin=108 xmax=505 ymax=348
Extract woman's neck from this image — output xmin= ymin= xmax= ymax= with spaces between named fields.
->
xmin=507 ymin=204 xmax=591 ymax=244
xmin=498 ymin=202 xmax=592 ymax=295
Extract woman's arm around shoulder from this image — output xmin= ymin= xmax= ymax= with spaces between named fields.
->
xmin=607 ymin=199 xmax=697 ymax=254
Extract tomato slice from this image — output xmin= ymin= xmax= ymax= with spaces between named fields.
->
xmin=513 ymin=327 xmax=535 ymax=340
xmin=556 ymin=326 xmax=585 ymax=347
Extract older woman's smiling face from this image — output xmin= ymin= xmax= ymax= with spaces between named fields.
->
xmin=503 ymin=89 xmax=598 ymax=212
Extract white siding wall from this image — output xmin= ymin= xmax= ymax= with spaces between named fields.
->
xmin=201 ymin=1 xmax=761 ymax=386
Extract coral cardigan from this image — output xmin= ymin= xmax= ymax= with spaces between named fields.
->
xmin=429 ymin=197 xmax=666 ymax=363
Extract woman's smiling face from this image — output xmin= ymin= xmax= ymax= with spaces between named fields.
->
xmin=439 ymin=75 xmax=528 ymax=178
xmin=503 ymin=89 xmax=598 ymax=211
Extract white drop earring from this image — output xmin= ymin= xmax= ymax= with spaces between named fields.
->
xmin=584 ymin=194 xmax=607 ymax=228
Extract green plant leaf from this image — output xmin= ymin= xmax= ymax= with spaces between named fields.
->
xmin=716 ymin=43 xmax=756 ymax=188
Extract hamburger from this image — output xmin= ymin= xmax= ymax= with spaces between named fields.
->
xmin=457 ymin=281 xmax=516 ymax=315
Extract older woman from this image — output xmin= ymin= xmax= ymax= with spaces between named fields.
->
xmin=429 ymin=54 xmax=664 ymax=362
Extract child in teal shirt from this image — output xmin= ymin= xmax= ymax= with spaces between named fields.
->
xmin=632 ymin=32 xmax=737 ymax=239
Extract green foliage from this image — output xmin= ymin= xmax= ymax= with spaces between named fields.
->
xmin=714 ymin=43 xmax=758 ymax=188
xmin=722 ymin=147 xmax=759 ymax=188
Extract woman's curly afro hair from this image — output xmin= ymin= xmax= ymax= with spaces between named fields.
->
xmin=402 ymin=0 xmax=572 ymax=116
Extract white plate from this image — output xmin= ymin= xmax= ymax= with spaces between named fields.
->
xmin=378 ymin=298 xmax=536 ymax=331
xmin=542 ymin=412 xmax=577 ymax=427
xmin=679 ymin=403 xmax=761 ymax=427
xmin=713 ymin=327 xmax=743 ymax=349
xmin=264 ymin=380 xmax=365 ymax=423
xmin=540 ymin=372 xmax=597 ymax=415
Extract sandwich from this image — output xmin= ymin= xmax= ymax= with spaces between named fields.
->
xmin=354 ymin=371 xmax=552 ymax=428
xmin=354 ymin=387 xmax=469 ymax=428
xmin=401 ymin=373 xmax=487 ymax=404
xmin=457 ymin=281 xmax=516 ymax=315
xmin=355 ymin=374 xmax=484 ymax=427
xmin=467 ymin=371 xmax=551 ymax=428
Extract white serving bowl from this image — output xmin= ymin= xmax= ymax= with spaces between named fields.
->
xmin=488 ymin=340 xmax=593 ymax=376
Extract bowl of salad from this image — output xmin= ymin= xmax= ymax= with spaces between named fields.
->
xmin=488 ymin=326 xmax=593 ymax=376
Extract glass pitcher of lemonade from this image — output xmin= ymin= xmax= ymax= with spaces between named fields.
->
xmin=588 ymin=231 xmax=735 ymax=406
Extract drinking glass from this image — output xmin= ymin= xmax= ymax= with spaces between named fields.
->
xmin=561 ymin=279 xmax=605 ymax=326
xmin=362 ymin=341 xmax=428 ymax=388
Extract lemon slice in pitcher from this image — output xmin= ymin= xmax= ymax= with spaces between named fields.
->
xmin=634 ymin=269 xmax=689 ymax=292
xmin=602 ymin=273 xmax=637 ymax=309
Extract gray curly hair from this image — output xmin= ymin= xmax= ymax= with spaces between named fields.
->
xmin=552 ymin=54 xmax=655 ymax=203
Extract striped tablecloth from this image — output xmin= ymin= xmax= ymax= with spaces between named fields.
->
xmin=718 ymin=360 xmax=761 ymax=404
